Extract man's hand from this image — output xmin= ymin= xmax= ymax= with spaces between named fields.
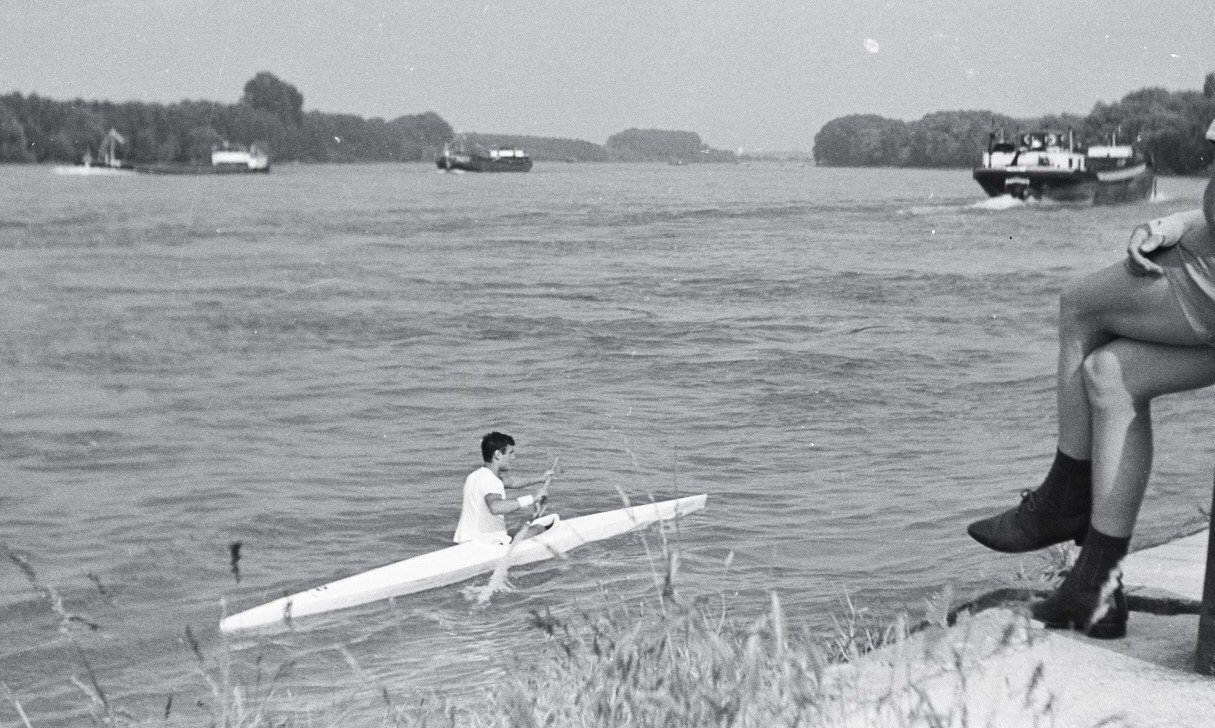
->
xmin=531 ymin=459 xmax=557 ymax=515
xmin=1124 ymin=224 xmax=1171 ymax=277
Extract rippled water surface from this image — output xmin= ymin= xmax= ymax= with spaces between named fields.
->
xmin=2 ymin=163 xmax=1212 ymax=724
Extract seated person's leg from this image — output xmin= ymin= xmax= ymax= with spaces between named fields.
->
xmin=1032 ymin=337 xmax=1215 ymax=638
xmin=970 ymin=253 xmax=1210 ymax=553
xmin=1084 ymin=338 xmax=1215 ymax=537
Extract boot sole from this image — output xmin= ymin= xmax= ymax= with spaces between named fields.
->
xmin=966 ymin=524 xmax=1087 ymax=553
xmin=1084 ymin=620 xmax=1127 ymax=640
xmin=966 ymin=515 xmax=1089 ymax=553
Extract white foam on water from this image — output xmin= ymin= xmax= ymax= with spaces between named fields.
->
xmin=968 ymin=194 xmax=1025 ymax=210
xmin=898 ymin=204 xmax=958 ymax=215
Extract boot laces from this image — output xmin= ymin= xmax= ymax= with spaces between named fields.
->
xmin=1017 ymin=488 xmax=1039 ymax=513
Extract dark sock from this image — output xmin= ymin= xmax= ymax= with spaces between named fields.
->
xmin=1045 ymin=449 xmax=1092 ymax=513
xmin=1080 ymin=526 xmax=1129 ymax=553
xmin=1071 ymin=526 xmax=1130 ymax=589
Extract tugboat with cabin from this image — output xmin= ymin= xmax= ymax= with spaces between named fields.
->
xmin=973 ymin=129 xmax=1154 ymax=204
xmin=135 ymin=142 xmax=270 ymax=175
xmin=436 ymin=136 xmax=532 ymax=173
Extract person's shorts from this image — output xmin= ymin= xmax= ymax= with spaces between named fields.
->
xmin=1160 ymin=222 xmax=1215 ymax=345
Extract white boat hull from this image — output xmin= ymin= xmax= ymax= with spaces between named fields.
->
xmin=220 ymin=494 xmax=707 ymax=633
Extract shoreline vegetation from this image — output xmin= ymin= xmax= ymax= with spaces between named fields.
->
xmin=814 ymin=72 xmax=1215 ymax=175
xmin=0 ymin=524 xmax=1091 ymax=727
xmin=5 ymin=71 xmax=1215 ymax=172
xmin=0 ymin=72 xmax=739 ymax=168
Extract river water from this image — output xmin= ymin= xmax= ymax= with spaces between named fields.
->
xmin=1 ymin=162 xmax=1212 ymax=724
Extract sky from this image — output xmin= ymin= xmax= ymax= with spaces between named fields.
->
xmin=3 ymin=0 xmax=1213 ymax=152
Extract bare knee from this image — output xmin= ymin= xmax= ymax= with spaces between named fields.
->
xmin=1059 ymin=276 xmax=1099 ymax=329
xmin=1082 ymin=347 xmax=1149 ymax=413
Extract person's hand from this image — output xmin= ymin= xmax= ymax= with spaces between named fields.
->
xmin=1125 ymin=224 xmax=1170 ymax=277
xmin=531 ymin=484 xmax=548 ymax=515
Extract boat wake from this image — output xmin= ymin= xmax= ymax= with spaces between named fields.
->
xmin=968 ymin=194 xmax=1026 ymax=211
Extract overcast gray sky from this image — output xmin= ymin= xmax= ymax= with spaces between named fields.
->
xmin=4 ymin=0 xmax=1213 ymax=151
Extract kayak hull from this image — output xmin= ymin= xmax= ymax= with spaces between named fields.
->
xmin=220 ymin=494 xmax=706 ymax=633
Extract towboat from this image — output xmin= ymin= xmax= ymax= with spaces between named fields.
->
xmin=436 ymin=137 xmax=532 ymax=172
xmin=972 ymin=130 xmax=1154 ymax=204
xmin=135 ymin=142 xmax=270 ymax=175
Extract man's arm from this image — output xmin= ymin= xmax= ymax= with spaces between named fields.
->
xmin=489 ymin=461 xmax=557 ymax=514
xmin=502 ymin=469 xmax=556 ymax=490
xmin=1145 ymin=209 xmax=1205 ymax=241
xmin=484 ymin=488 xmax=547 ymax=515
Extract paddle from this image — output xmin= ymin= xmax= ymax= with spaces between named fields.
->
xmin=531 ymin=455 xmax=559 ymax=520
xmin=475 ymin=456 xmax=560 ymax=604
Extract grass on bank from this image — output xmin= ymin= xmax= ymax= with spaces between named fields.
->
xmin=4 ymin=526 xmax=1067 ymax=728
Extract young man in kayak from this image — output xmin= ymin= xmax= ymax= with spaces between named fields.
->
xmin=453 ymin=431 xmax=555 ymax=544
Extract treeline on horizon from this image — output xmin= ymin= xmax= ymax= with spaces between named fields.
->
xmin=0 ymin=72 xmax=736 ymax=166
xmin=0 ymin=73 xmax=455 ymax=165
xmin=813 ymin=72 xmax=1215 ymax=174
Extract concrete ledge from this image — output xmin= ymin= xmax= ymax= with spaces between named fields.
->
xmin=830 ymin=608 xmax=1215 ymax=727
xmin=1122 ymin=530 xmax=1211 ymax=603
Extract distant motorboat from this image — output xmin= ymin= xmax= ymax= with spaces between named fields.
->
xmin=972 ymin=129 xmax=1154 ymax=204
xmin=436 ymin=137 xmax=532 ymax=173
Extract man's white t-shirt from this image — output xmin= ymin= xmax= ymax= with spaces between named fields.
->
xmin=453 ymin=466 xmax=509 ymax=543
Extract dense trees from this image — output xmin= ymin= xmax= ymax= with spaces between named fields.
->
xmin=8 ymin=70 xmax=1215 ymax=171
xmin=0 ymin=72 xmax=454 ymax=164
xmin=0 ymin=73 xmax=738 ymax=165
xmin=242 ymin=72 xmax=304 ymax=126
xmin=814 ymin=74 xmax=1215 ymax=173
xmin=0 ymin=101 xmax=33 ymax=162
xmin=466 ymin=133 xmax=609 ymax=162
xmin=1083 ymin=87 xmax=1215 ymax=174
xmin=605 ymin=129 xmax=736 ymax=163
xmin=813 ymin=114 xmax=911 ymax=167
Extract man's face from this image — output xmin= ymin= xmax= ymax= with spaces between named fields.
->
xmin=497 ymin=444 xmax=516 ymax=471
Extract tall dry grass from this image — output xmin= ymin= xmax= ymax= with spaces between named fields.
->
xmin=4 ymin=515 xmax=1060 ymax=727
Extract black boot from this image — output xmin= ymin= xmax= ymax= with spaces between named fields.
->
xmin=968 ymin=450 xmax=1091 ymax=553
xmin=1031 ymin=526 xmax=1129 ymax=639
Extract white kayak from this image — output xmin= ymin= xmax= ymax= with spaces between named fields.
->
xmin=220 ymin=494 xmax=707 ymax=633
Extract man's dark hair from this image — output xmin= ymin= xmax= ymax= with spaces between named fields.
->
xmin=481 ymin=432 xmax=515 ymax=462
